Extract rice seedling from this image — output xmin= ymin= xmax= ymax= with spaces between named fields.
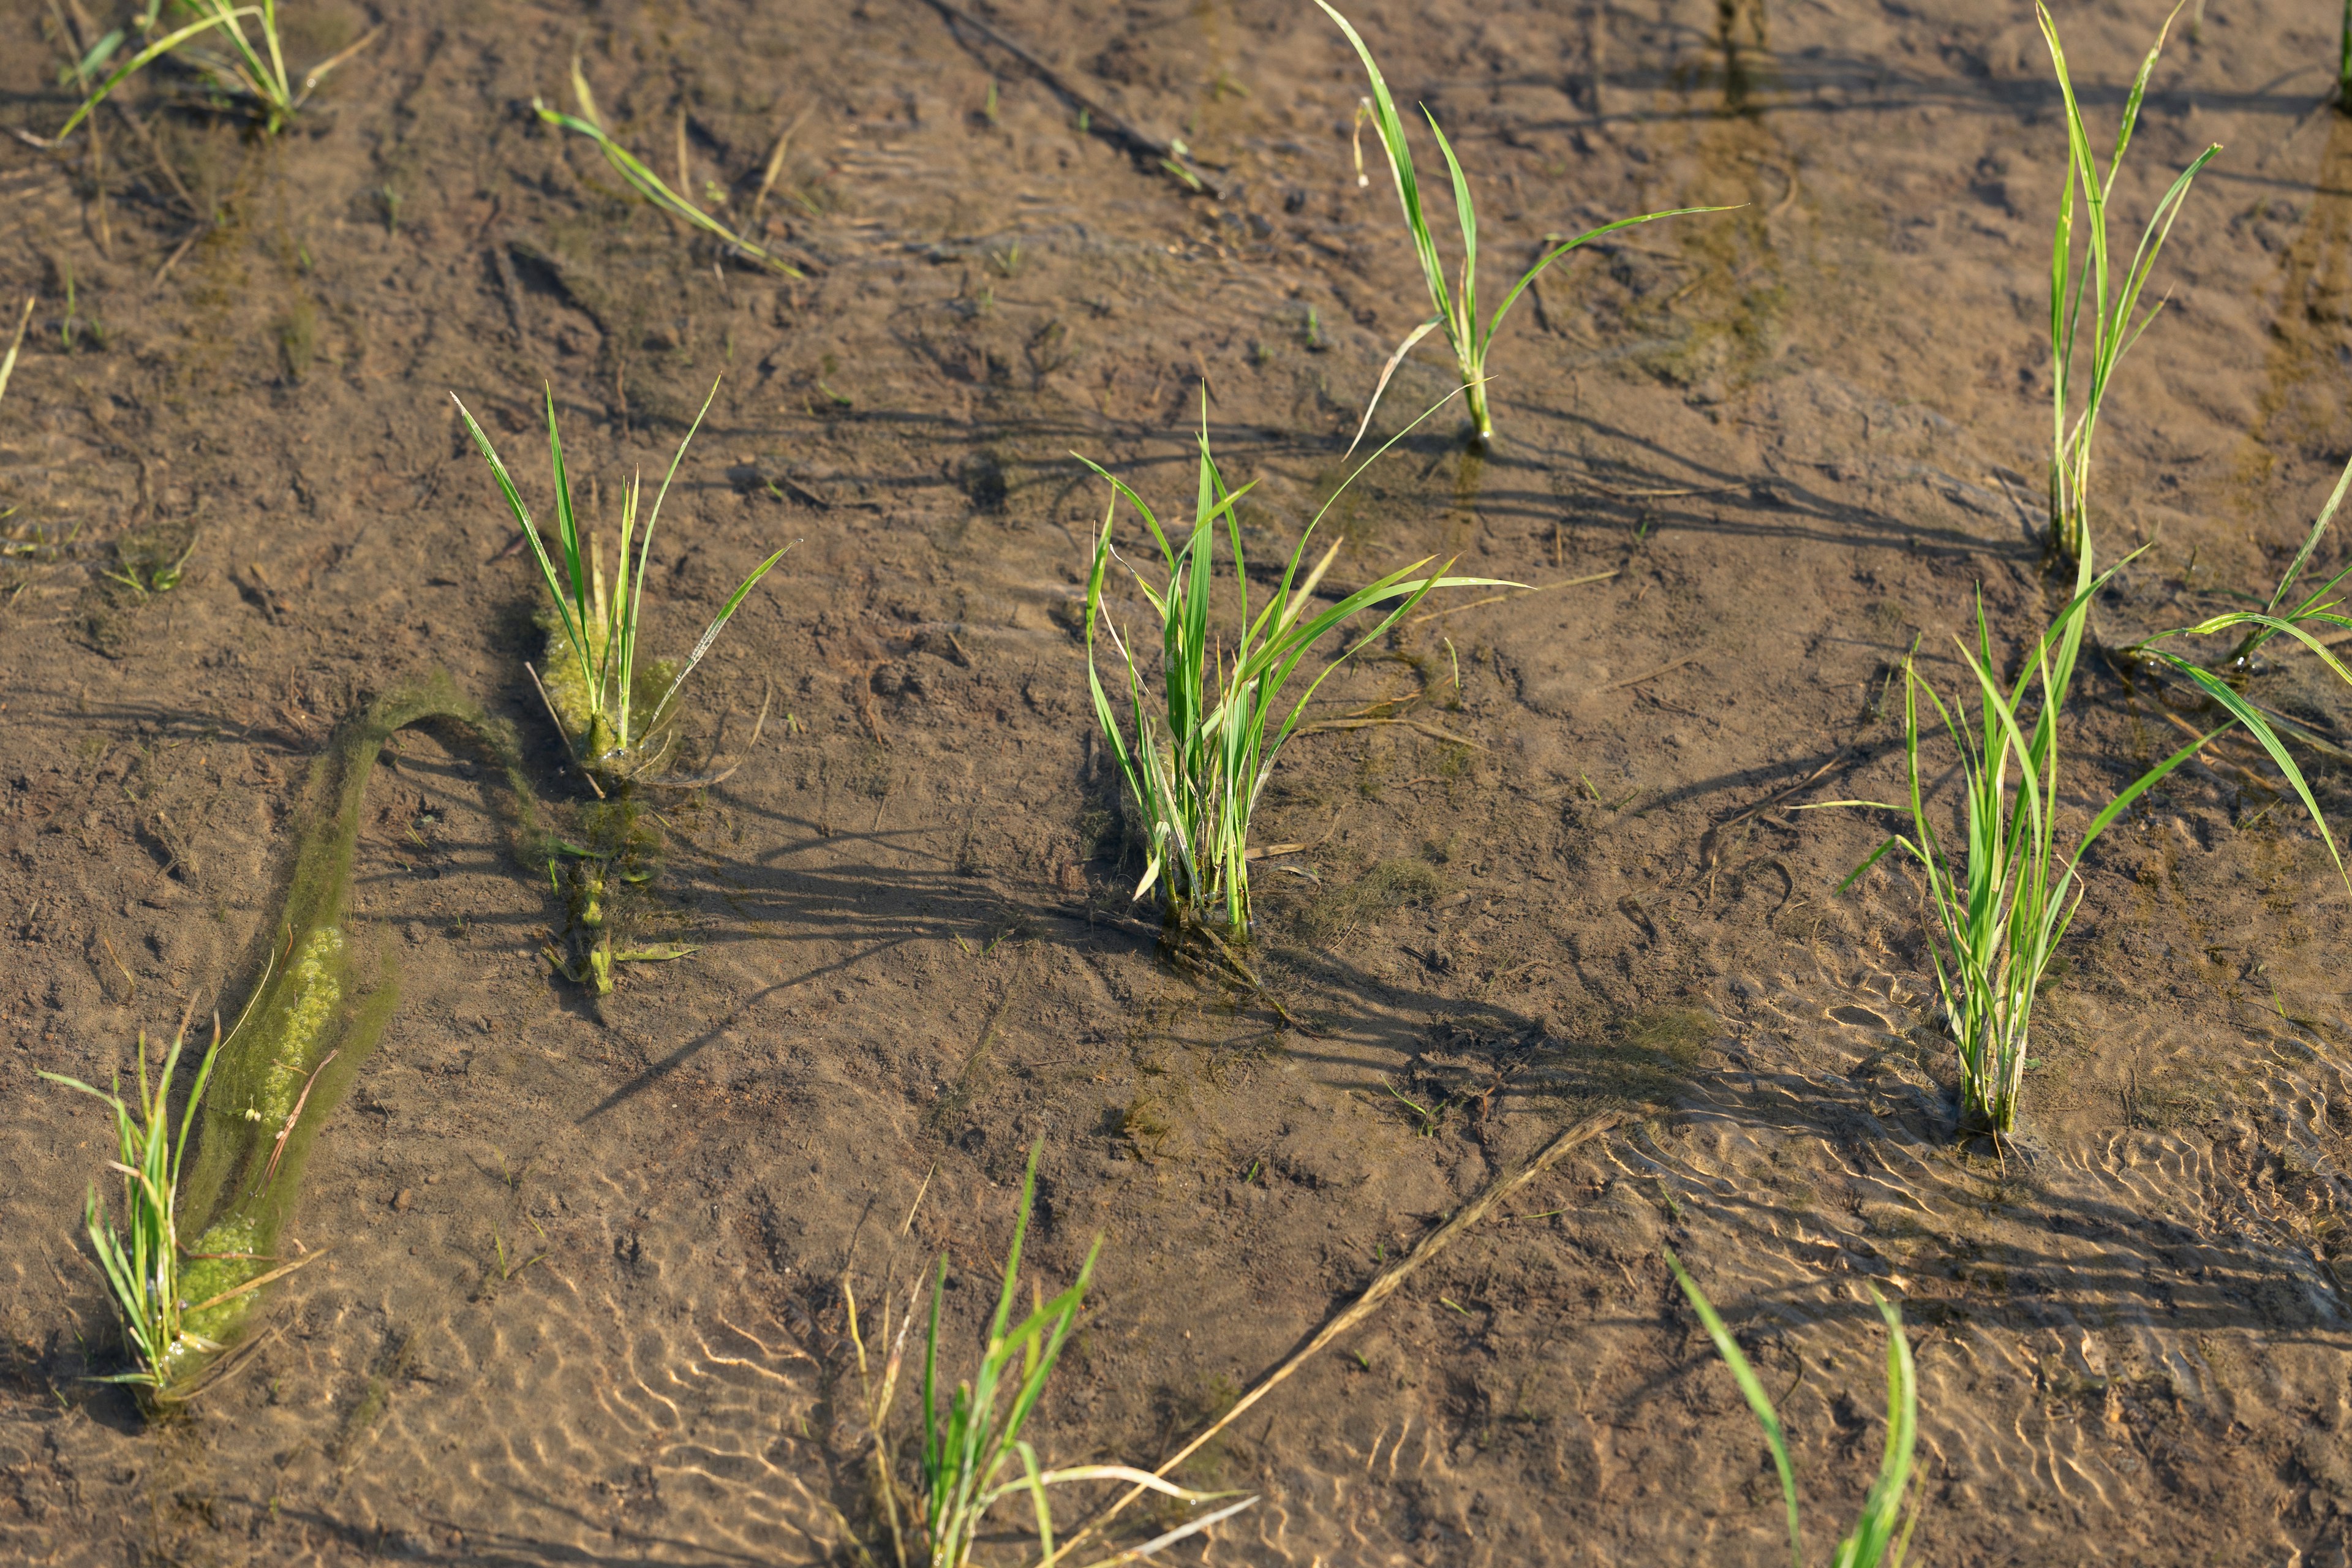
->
xmin=1664 ymin=1248 xmax=1918 ymax=1568
xmin=535 ymin=61 xmax=805 ymax=279
xmin=53 ymin=0 xmax=378 ymax=140
xmin=2151 ymin=453 xmax=2352 ymax=676
xmin=1316 ymin=0 xmax=1727 ymax=450
xmin=2037 ymin=1 xmax=2219 ymax=565
xmin=851 ymin=1141 xmax=1253 ymax=1566
xmin=1080 ymin=391 xmax=1507 ymax=936
xmin=451 ymin=377 xmax=792 ymax=791
xmin=39 ymin=1010 xmax=243 ymax=1395
xmin=2127 ymin=452 xmax=2352 ymax=782
xmin=1815 ymin=560 xmax=2342 ymax=1137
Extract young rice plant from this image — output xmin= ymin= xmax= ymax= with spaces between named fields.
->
xmin=2038 ymin=1 xmax=2218 ymax=565
xmin=2140 ymin=453 xmax=2352 ymax=678
xmin=1081 ymin=393 xmax=1505 ymax=936
xmin=40 ymin=1014 xmax=230 ymax=1395
xmin=1317 ymin=0 xmax=1726 ymax=450
xmin=1819 ymin=559 xmax=2344 ymax=1137
xmin=851 ymin=1140 xmax=1253 ymax=1567
xmin=453 ymin=379 xmax=791 ymax=790
xmin=1664 ymin=1248 xmax=1919 ymax=1568
xmin=54 ymin=0 xmax=377 ymax=140
xmin=535 ymin=60 xmax=804 ymax=278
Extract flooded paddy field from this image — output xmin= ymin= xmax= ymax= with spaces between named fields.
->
xmin=1 ymin=0 xmax=2350 ymax=1561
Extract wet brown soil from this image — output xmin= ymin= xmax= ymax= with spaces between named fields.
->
xmin=4 ymin=0 xmax=2352 ymax=1562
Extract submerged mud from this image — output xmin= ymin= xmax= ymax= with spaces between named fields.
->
xmin=1 ymin=0 xmax=2349 ymax=1562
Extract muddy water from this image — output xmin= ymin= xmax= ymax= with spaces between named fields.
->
xmin=2 ymin=0 xmax=2351 ymax=1562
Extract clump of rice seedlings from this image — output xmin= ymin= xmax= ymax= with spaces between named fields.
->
xmin=53 ymin=0 xmax=377 ymax=140
xmin=39 ymin=1010 xmax=240 ymax=1396
xmin=1316 ymin=0 xmax=1726 ymax=450
xmin=2037 ymin=1 xmax=2218 ymax=565
xmin=1664 ymin=1250 xmax=1918 ymax=1567
xmin=1080 ymin=393 xmax=1506 ymax=936
xmin=853 ymin=1142 xmax=1253 ymax=1566
xmin=452 ymin=379 xmax=791 ymax=793
xmin=535 ymin=61 xmax=804 ymax=278
xmin=1819 ymin=560 xmax=2343 ymax=1137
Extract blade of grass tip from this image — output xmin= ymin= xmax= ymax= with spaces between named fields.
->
xmin=2108 ymin=1 xmax=2187 ymax=184
xmin=1314 ymin=1 xmax=1454 ymax=350
xmin=1309 ymin=379 xmax=1479 ymax=536
xmin=643 ymin=542 xmax=792 ymax=734
xmin=542 ymin=386 xmax=591 ymax=645
xmin=1420 ymin=106 xmax=1478 ymax=339
xmin=1664 ymin=1248 xmax=1803 ymax=1568
xmin=625 ymin=375 xmax=721 ymax=692
xmin=568 ymin=53 xmax=603 ymax=129
xmin=2266 ymin=450 xmax=2352 ymax=622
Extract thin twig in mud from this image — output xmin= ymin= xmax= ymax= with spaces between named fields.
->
xmin=1403 ymin=569 xmax=1618 ymax=625
xmin=751 ymin=105 xmax=816 ymax=226
xmin=172 ymin=1321 xmax=284 ymax=1406
xmin=2148 ymin=702 xmax=2277 ymax=792
xmin=259 ymin=1049 xmax=337 ymax=1192
xmin=1696 ymin=742 xmax=1904 ymax=898
xmin=899 ymin=1164 xmax=933 ymax=1237
xmin=910 ymin=0 xmax=1224 ymax=195
xmin=649 ymin=683 xmax=774 ymax=790
xmin=1042 ymin=1109 xmax=1639 ymax=1566
xmin=1569 ymin=473 xmax=1749 ymax=501
xmin=524 ymin=662 xmax=606 ymax=799
xmin=1604 ymin=654 xmax=1702 ymax=692
xmin=183 ymin=1246 xmax=328 ymax=1315
xmin=152 ymin=228 xmax=203 ymax=288
xmin=1294 ymin=715 xmax=1485 ymax=748
xmin=1243 ymin=810 xmax=1343 ymax=862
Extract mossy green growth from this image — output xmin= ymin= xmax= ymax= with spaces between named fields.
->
xmin=151 ymin=670 xmax=537 ymax=1403
xmin=536 ymin=598 xmax=682 ymax=783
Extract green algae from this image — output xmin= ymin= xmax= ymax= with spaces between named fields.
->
xmin=153 ymin=669 xmax=537 ymax=1403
